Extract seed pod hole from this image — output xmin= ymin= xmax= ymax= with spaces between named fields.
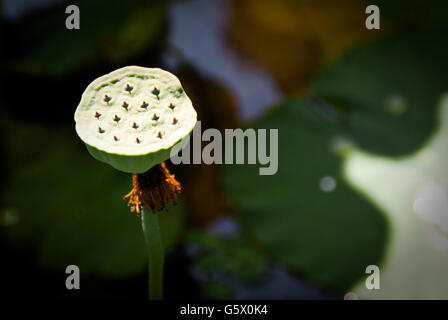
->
xmin=141 ymin=101 xmax=148 ymax=109
xmin=125 ymin=83 xmax=134 ymax=93
xmin=151 ymin=86 xmax=160 ymax=98
xmin=122 ymin=101 xmax=129 ymax=110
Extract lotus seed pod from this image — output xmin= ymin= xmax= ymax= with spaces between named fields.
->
xmin=74 ymin=66 xmax=197 ymax=173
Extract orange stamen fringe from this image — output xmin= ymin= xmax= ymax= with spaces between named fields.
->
xmin=123 ymin=161 xmax=181 ymax=214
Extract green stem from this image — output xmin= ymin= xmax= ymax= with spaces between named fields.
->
xmin=141 ymin=210 xmax=164 ymax=300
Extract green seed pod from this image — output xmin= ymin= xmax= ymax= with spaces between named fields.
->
xmin=75 ymin=66 xmax=197 ymax=173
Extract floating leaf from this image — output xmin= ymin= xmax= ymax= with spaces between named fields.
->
xmin=312 ymin=33 xmax=448 ymax=156
xmin=222 ymin=100 xmax=388 ymax=293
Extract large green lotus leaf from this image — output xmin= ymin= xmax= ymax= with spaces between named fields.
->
xmin=312 ymin=33 xmax=448 ymax=156
xmin=222 ymin=100 xmax=388 ymax=293
xmin=1 ymin=123 xmax=184 ymax=277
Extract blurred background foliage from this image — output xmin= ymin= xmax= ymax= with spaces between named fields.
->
xmin=1 ymin=0 xmax=447 ymax=299
xmin=1 ymin=120 xmax=184 ymax=277
xmin=9 ymin=0 xmax=167 ymax=75
xmin=229 ymin=0 xmax=378 ymax=95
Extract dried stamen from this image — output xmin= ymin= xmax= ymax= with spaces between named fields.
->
xmin=169 ymin=103 xmax=175 ymax=110
xmin=123 ymin=162 xmax=182 ymax=214
xmin=95 ymin=112 xmax=101 ymax=119
xmin=104 ymin=94 xmax=111 ymax=103
xmin=157 ymin=131 xmax=164 ymax=139
xmin=132 ymin=122 xmax=139 ymax=129
xmin=114 ymin=136 xmax=119 ymax=141
xmin=113 ymin=114 xmax=121 ymax=122
xmin=136 ymin=137 xmax=141 ymax=144
xmin=152 ymin=113 xmax=160 ymax=121
xmin=172 ymin=117 xmax=178 ymax=124
xmin=122 ymin=101 xmax=129 ymax=110
xmin=98 ymin=127 xmax=105 ymax=133
xmin=141 ymin=101 xmax=148 ymax=109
